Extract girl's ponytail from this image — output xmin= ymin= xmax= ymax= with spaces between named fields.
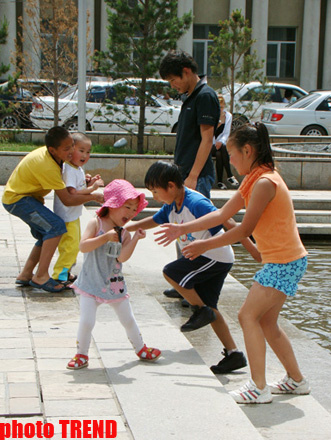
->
xmin=254 ymin=122 xmax=274 ymax=170
xmin=229 ymin=122 xmax=274 ymax=171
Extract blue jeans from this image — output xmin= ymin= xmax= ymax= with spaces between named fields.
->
xmin=3 ymin=196 xmax=66 ymax=247
xmin=195 ymin=173 xmax=215 ymax=199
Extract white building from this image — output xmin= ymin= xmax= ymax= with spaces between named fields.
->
xmin=1 ymin=0 xmax=330 ymax=90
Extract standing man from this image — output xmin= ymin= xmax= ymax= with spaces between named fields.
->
xmin=159 ymin=50 xmax=220 ymax=199
xmin=159 ymin=50 xmax=220 ymax=300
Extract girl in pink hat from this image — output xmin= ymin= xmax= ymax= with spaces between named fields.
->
xmin=67 ymin=179 xmax=161 ymax=369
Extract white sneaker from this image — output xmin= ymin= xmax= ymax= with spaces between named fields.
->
xmin=268 ymin=374 xmax=310 ymax=395
xmin=227 ymin=176 xmax=239 ymax=187
xmin=229 ymin=378 xmax=273 ymax=404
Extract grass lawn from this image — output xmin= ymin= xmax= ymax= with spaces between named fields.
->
xmin=0 ymin=139 xmax=167 ymax=155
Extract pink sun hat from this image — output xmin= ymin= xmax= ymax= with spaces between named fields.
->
xmin=96 ymin=179 xmax=148 ymax=216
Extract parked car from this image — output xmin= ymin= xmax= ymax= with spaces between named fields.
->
xmin=114 ymin=78 xmax=183 ymax=107
xmin=221 ymin=81 xmax=308 ymax=129
xmin=0 ymin=81 xmax=33 ymax=129
xmin=30 ymin=80 xmax=180 ymax=133
xmin=17 ymin=78 xmax=70 ymax=97
xmin=261 ymin=90 xmax=331 ymax=136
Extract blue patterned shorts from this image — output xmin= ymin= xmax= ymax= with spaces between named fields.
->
xmin=253 ymin=256 xmax=308 ymax=297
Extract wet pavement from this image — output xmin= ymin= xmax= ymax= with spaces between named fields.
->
xmin=0 ymin=186 xmax=331 ymax=440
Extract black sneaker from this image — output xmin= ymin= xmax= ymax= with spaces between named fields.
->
xmin=210 ymin=349 xmax=247 ymax=374
xmin=180 ymin=306 xmax=216 ymax=332
xmin=181 ymin=299 xmax=190 ymax=307
xmin=163 ymin=288 xmax=183 ymax=299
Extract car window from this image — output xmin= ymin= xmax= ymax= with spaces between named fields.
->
xmin=240 ymin=86 xmax=276 ymax=102
xmin=61 ymin=85 xmax=77 ymax=98
xmin=316 ymin=98 xmax=331 ymax=112
xmin=289 ymin=93 xmax=321 ymax=109
xmin=87 ymin=86 xmax=107 ymax=103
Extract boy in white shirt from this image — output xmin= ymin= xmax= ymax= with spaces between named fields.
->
xmin=52 ymin=133 xmax=103 ymax=284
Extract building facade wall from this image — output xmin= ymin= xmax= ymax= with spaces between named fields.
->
xmin=0 ymin=0 xmax=329 ymax=90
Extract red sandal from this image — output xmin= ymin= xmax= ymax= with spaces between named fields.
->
xmin=67 ymin=354 xmax=89 ymax=370
xmin=137 ymin=344 xmax=161 ymax=361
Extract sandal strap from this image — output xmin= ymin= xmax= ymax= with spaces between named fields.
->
xmin=137 ymin=345 xmax=161 ymax=361
xmin=68 ymin=353 xmax=89 ymax=368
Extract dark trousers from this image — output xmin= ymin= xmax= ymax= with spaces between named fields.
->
xmin=211 ymin=144 xmax=232 ymax=183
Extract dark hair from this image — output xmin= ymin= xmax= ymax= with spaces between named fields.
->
xmin=159 ymin=50 xmax=198 ymax=79
xmin=97 ymin=207 xmax=109 ymax=218
xmin=228 ymin=122 xmax=274 ymax=171
xmin=45 ymin=126 xmax=70 ymax=149
xmin=144 ymin=161 xmax=184 ymax=190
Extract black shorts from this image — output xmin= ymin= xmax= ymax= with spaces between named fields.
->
xmin=163 ymin=256 xmax=232 ymax=309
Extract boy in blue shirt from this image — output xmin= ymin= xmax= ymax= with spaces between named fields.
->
xmin=127 ymin=160 xmax=261 ymax=374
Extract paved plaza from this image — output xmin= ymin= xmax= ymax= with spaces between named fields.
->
xmin=0 ymin=187 xmax=331 ymax=440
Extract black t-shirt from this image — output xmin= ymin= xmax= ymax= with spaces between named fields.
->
xmin=175 ymin=80 xmax=220 ymax=180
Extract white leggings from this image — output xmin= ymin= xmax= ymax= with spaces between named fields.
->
xmin=76 ymin=295 xmax=144 ymax=356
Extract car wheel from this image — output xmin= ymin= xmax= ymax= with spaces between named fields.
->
xmin=0 ymin=114 xmax=21 ymax=129
xmin=64 ymin=119 xmax=91 ymax=131
xmin=231 ymin=115 xmax=248 ymax=131
xmin=171 ymin=123 xmax=178 ymax=134
xmin=301 ymin=125 xmax=327 ymax=136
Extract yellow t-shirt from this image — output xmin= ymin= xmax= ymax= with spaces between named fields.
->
xmin=2 ymin=146 xmax=66 ymax=205
xmin=240 ymin=167 xmax=307 ymax=264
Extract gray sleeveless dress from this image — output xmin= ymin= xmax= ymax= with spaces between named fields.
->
xmin=72 ymin=218 xmax=129 ymax=302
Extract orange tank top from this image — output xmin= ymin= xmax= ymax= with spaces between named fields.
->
xmin=239 ymin=167 xmax=307 ymax=264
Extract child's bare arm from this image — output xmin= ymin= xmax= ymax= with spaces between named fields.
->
xmin=126 ymin=217 xmax=158 ymax=232
xmin=223 ymin=218 xmax=262 ymax=262
xmin=117 ymin=228 xmax=146 ymax=263
xmin=67 ymin=180 xmax=102 ymax=196
xmin=79 ymin=218 xmax=118 ymax=253
xmin=55 ymin=187 xmax=104 ymax=206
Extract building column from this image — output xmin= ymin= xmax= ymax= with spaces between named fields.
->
xmin=229 ymin=0 xmax=246 ymax=17
xmin=300 ymin=0 xmax=321 ymax=91
xmin=251 ymin=0 xmax=268 ymax=76
xmin=177 ymin=0 xmax=193 ymax=55
xmin=1 ymin=0 xmax=17 ymax=77
xmin=322 ymin=0 xmax=331 ymax=89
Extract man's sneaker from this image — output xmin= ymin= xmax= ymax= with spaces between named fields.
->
xmin=210 ymin=349 xmax=247 ymax=374
xmin=268 ymin=374 xmax=310 ymax=395
xmin=227 ymin=176 xmax=239 ymax=187
xmin=181 ymin=298 xmax=190 ymax=307
xmin=163 ymin=288 xmax=183 ymax=299
xmin=229 ymin=379 xmax=273 ymax=404
xmin=217 ymin=182 xmax=227 ymax=190
xmin=180 ymin=305 xmax=216 ymax=332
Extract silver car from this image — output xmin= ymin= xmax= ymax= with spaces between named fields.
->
xmin=261 ymin=91 xmax=331 ymax=136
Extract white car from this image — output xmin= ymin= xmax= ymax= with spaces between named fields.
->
xmin=113 ymin=78 xmax=183 ymax=107
xmin=30 ymin=80 xmax=180 ymax=133
xmin=261 ymin=91 xmax=331 ymax=136
xmin=221 ymin=81 xmax=308 ymax=128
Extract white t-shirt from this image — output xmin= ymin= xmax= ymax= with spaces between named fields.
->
xmin=153 ymin=187 xmax=234 ymax=264
xmin=53 ymin=162 xmax=86 ymax=222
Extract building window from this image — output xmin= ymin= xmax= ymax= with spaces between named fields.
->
xmin=193 ymin=24 xmax=218 ymax=76
xmin=267 ymin=27 xmax=296 ymax=78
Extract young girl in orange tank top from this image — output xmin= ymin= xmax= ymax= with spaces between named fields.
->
xmin=155 ymin=123 xmax=309 ymax=404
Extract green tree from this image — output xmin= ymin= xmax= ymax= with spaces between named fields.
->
xmin=17 ymin=0 xmax=80 ymax=126
xmin=0 ymin=16 xmax=21 ymax=130
xmin=209 ymin=10 xmax=266 ymax=127
xmin=97 ymin=0 xmax=192 ymax=153
xmin=0 ymin=17 xmax=10 ymax=79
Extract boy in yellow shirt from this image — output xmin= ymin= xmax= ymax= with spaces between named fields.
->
xmin=2 ymin=126 xmax=104 ymax=293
